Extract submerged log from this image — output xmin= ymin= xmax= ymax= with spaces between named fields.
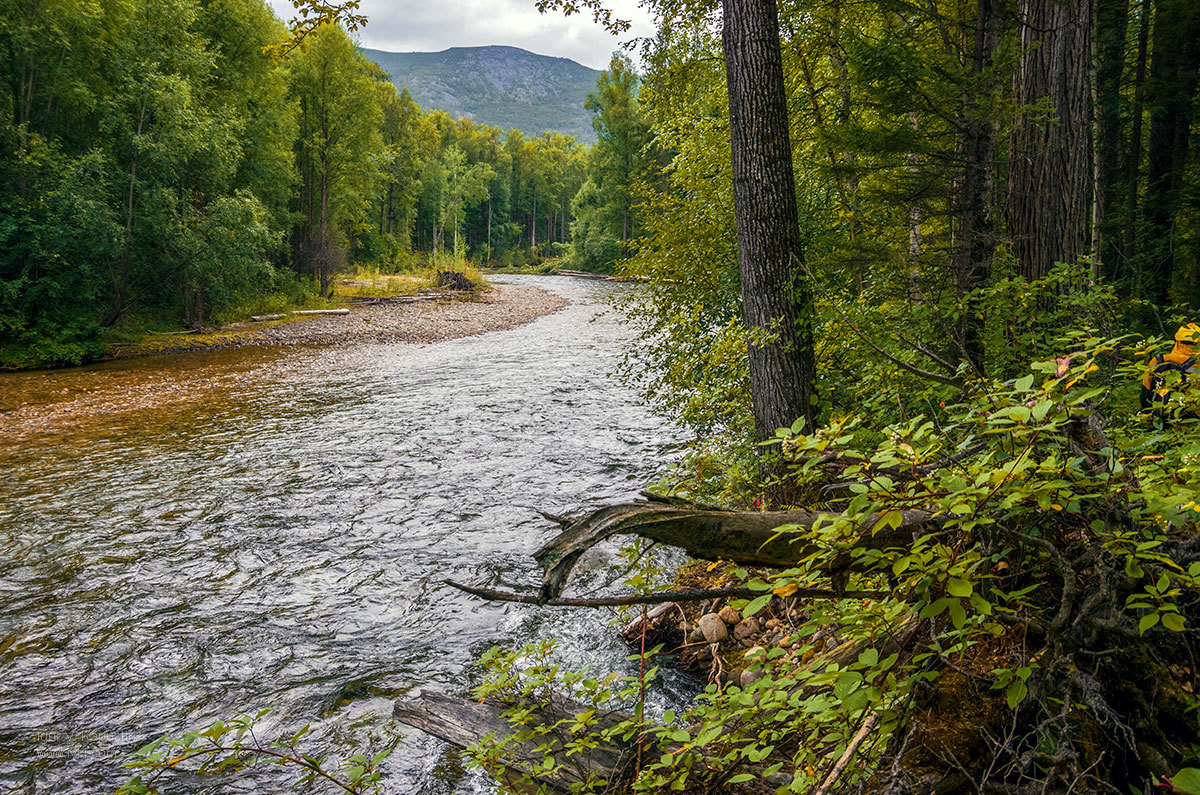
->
xmin=393 ymin=691 xmax=792 ymax=792
xmin=534 ymin=501 xmax=938 ymax=601
xmin=394 ymin=691 xmax=635 ymax=792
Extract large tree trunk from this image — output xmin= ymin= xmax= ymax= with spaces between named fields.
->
xmin=721 ymin=0 xmax=816 ymax=439
xmin=1007 ymin=0 xmax=1095 ymax=282
xmin=1141 ymin=0 xmax=1200 ymax=304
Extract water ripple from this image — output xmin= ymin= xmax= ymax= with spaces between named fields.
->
xmin=0 ymin=277 xmax=690 ymax=793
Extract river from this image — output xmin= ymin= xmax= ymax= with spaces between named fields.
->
xmin=0 ymin=276 xmax=694 ymax=793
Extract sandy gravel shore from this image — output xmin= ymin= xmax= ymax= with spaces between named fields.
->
xmin=0 ymin=284 xmax=569 ymax=440
xmin=129 ymin=284 xmax=569 ymax=356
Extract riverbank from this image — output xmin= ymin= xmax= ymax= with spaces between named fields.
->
xmin=112 ymin=284 xmax=569 ymax=359
xmin=0 ymin=283 xmax=569 ymax=440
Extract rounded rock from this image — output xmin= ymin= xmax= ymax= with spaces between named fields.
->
xmin=718 ymin=606 xmax=741 ymax=625
xmin=740 ymin=668 xmax=763 ymax=688
xmin=732 ymin=618 xmax=760 ymax=641
xmin=699 ymin=613 xmax=729 ymax=643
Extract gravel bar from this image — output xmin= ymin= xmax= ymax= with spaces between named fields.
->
xmin=132 ymin=284 xmax=570 ymax=357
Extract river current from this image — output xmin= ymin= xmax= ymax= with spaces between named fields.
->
xmin=0 ymin=276 xmax=692 ymax=793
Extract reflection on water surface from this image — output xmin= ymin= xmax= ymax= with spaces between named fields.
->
xmin=0 ymin=276 xmax=690 ymax=793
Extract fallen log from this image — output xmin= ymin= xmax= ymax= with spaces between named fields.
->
xmin=393 ymin=691 xmax=793 ymax=793
xmin=394 ymin=691 xmax=635 ymax=793
xmin=293 ymin=308 xmax=350 ymax=315
xmin=534 ymin=501 xmax=938 ymax=602
xmin=250 ymin=313 xmax=286 ymax=321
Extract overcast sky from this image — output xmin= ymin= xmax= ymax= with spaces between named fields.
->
xmin=265 ymin=0 xmax=654 ymax=70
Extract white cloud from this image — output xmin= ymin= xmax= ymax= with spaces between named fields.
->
xmin=265 ymin=0 xmax=654 ymax=70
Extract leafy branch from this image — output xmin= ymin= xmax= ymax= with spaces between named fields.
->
xmin=117 ymin=711 xmax=392 ymax=795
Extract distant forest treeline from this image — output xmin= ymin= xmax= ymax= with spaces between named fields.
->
xmin=0 ymin=0 xmax=646 ymax=367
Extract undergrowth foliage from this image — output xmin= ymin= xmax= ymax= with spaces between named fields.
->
xmin=466 ymin=332 xmax=1200 ymax=793
xmin=116 ymin=710 xmax=392 ymax=794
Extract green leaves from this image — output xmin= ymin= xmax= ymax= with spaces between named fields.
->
xmin=1172 ymin=769 xmax=1200 ymax=795
xmin=743 ymin=593 xmax=772 ymax=618
xmin=947 ymin=577 xmax=973 ymax=598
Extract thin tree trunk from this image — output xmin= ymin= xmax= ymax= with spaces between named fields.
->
xmin=1124 ymin=0 xmax=1151 ymax=261
xmin=1095 ymin=0 xmax=1129 ymax=280
xmin=908 ymin=111 xmax=922 ymax=259
xmin=1142 ymin=0 xmax=1200 ymax=304
xmin=952 ymin=0 xmax=1002 ymax=373
xmin=107 ymin=98 xmax=147 ymax=326
xmin=722 ymin=0 xmax=816 ymax=441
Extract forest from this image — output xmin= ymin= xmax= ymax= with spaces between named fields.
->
xmin=8 ymin=0 xmax=1200 ymax=791
xmin=0 ymin=1 xmax=648 ymax=368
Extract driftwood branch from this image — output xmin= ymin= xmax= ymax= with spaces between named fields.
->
xmin=445 ymin=580 xmax=892 ymax=607
xmin=534 ymin=501 xmax=938 ymax=601
xmin=814 ymin=713 xmax=881 ymax=795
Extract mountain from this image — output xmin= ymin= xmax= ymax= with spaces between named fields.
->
xmin=360 ymin=45 xmax=601 ymax=145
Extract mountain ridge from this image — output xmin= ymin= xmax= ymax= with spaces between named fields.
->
xmin=360 ymin=45 xmax=601 ymax=144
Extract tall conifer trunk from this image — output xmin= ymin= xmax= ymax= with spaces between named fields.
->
xmin=721 ymin=0 xmax=815 ymax=440
xmin=1007 ymin=0 xmax=1094 ymax=282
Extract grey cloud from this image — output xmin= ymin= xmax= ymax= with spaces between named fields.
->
xmin=267 ymin=0 xmax=652 ymax=69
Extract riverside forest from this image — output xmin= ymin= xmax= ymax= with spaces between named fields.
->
xmin=2 ymin=0 xmax=1200 ymax=792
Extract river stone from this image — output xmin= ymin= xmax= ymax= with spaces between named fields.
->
xmin=698 ymin=613 xmax=729 ymax=643
xmin=718 ymin=606 xmax=741 ymax=625
xmin=688 ymin=627 xmax=705 ymax=643
xmin=732 ymin=618 xmax=760 ymax=641
xmin=740 ymin=668 xmax=763 ymax=688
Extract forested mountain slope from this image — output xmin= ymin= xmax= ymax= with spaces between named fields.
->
xmin=360 ymin=46 xmax=600 ymax=144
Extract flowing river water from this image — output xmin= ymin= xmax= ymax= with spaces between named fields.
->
xmin=0 ymin=276 xmax=695 ymax=793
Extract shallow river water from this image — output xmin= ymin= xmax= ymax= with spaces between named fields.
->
xmin=0 ymin=276 xmax=692 ymax=793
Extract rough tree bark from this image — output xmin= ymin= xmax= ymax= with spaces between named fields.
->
xmin=1007 ymin=0 xmax=1095 ymax=282
xmin=722 ymin=0 xmax=816 ymax=438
